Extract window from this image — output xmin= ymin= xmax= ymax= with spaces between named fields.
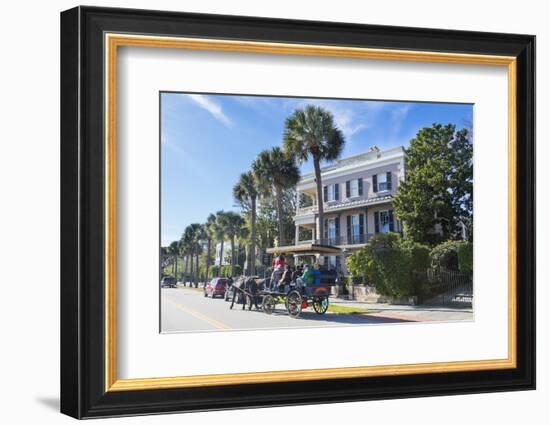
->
xmin=346 ymin=213 xmax=365 ymax=244
xmin=350 ymin=179 xmax=358 ymax=197
xmin=328 ymin=218 xmax=337 ymax=242
xmin=327 ymin=185 xmax=335 ymax=201
xmin=377 ymin=173 xmax=388 ymax=191
xmin=375 ymin=210 xmax=394 ymax=233
xmin=324 ymin=183 xmax=339 ymax=202
xmin=373 ymin=172 xmax=392 ymax=193
xmin=351 ymin=215 xmax=360 ymax=237
xmin=346 ymin=178 xmax=363 ymax=198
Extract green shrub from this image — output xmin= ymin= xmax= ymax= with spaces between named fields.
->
xmin=457 ymin=242 xmax=473 ymax=274
xmin=430 ymin=240 xmax=463 ymax=271
xmin=347 ymin=233 xmax=429 ymax=298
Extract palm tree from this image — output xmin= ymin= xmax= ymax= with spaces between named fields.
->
xmin=283 ymin=105 xmax=345 ymax=241
xmin=204 ymin=213 xmax=217 ymax=280
xmin=192 ymin=224 xmax=206 ymax=287
xmin=214 ymin=211 xmax=228 ymax=269
xmin=233 ymin=172 xmax=259 ymax=276
xmin=237 ymin=222 xmax=250 ymax=275
xmin=168 ymin=241 xmax=179 ymax=277
xmin=182 ymin=224 xmax=199 ymax=285
xmin=223 ymin=211 xmax=245 ymax=276
xmin=252 ymin=146 xmax=300 ymax=246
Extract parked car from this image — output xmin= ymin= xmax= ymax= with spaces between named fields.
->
xmin=160 ymin=277 xmax=177 ymax=288
xmin=203 ymin=278 xmax=228 ymax=298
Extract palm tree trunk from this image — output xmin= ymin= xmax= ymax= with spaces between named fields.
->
xmin=219 ymin=239 xmax=224 ymax=268
xmin=244 ymin=244 xmax=249 ymax=276
xmin=250 ymin=196 xmax=257 ymax=276
xmin=230 ymin=236 xmax=235 ymax=277
xmin=185 ymin=255 xmax=189 ymax=275
xmin=195 ymin=252 xmax=199 ymax=288
xmin=174 ymin=255 xmax=178 ymax=281
xmin=313 ymin=157 xmax=324 ymax=243
xmin=206 ymin=238 xmax=212 ymax=281
xmin=189 ymin=252 xmax=194 ymax=283
xmin=275 ymin=185 xmax=285 ymax=246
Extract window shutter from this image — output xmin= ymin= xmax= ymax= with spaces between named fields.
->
xmin=374 ymin=211 xmax=380 ymax=233
xmin=387 ymin=172 xmax=392 ymax=190
xmin=346 ymin=215 xmax=352 ymax=240
xmin=389 ymin=210 xmax=395 ymax=231
xmin=346 ymin=181 xmax=350 ymax=198
xmin=359 ymin=214 xmax=364 ymax=236
xmin=324 ymin=218 xmax=328 ymax=239
xmin=358 ymin=178 xmax=363 ymax=196
xmin=323 ymin=185 xmax=328 ymax=202
xmin=335 ymin=217 xmax=340 ymax=238
xmin=334 ymin=183 xmax=339 ymax=200
xmin=373 ymin=174 xmax=378 ymax=193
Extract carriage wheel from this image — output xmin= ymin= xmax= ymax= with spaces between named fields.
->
xmin=285 ymin=290 xmax=302 ymax=318
xmin=262 ymin=295 xmax=276 ymax=314
xmin=312 ymin=296 xmax=329 ymax=315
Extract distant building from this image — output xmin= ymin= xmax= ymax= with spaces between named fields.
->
xmin=214 ymin=240 xmax=240 ymax=266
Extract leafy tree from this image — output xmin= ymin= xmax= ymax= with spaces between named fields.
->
xmin=283 ymin=105 xmax=345 ymax=240
xmin=252 ymin=146 xmax=300 ymax=246
xmin=393 ymin=123 xmax=473 ymax=245
xmin=457 ymin=242 xmax=473 ymax=275
xmin=233 ymin=171 xmax=259 ymax=276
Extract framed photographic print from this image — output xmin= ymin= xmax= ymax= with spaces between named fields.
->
xmin=60 ymin=6 xmax=535 ymax=419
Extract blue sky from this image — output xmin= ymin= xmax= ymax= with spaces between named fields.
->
xmin=161 ymin=93 xmax=473 ymax=246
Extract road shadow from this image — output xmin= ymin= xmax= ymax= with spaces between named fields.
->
xmin=241 ymin=306 xmax=413 ymax=324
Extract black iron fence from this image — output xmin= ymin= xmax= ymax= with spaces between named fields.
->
xmin=415 ymin=268 xmax=473 ymax=306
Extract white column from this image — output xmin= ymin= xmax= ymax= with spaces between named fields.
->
xmin=295 ymin=224 xmax=300 ymax=245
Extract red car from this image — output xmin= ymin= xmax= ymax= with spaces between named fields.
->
xmin=203 ymin=278 xmax=228 ymax=298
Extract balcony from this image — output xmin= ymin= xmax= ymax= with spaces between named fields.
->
xmin=297 ymin=234 xmax=373 ymax=247
xmin=295 ymin=194 xmax=394 ymax=218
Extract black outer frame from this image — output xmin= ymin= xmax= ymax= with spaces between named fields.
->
xmin=60 ymin=5 xmax=535 ymax=419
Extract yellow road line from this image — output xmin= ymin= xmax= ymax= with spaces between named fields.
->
xmin=165 ymin=297 xmax=232 ymax=330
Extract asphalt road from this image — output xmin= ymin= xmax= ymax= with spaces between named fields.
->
xmin=161 ymin=287 xmax=409 ymax=333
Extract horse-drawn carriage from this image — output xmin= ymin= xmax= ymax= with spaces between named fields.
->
xmin=228 ymin=271 xmax=336 ymax=318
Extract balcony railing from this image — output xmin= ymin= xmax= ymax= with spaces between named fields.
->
xmin=295 ymin=194 xmax=393 ymax=217
xmin=296 ymin=234 xmax=373 ymax=247
xmin=296 ymin=205 xmax=316 ymax=215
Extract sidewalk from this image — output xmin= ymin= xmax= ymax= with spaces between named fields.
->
xmin=329 ymin=297 xmax=473 ymax=322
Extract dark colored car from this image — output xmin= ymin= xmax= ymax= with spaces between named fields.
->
xmin=203 ymin=278 xmax=228 ymax=298
xmin=161 ymin=277 xmax=177 ymax=288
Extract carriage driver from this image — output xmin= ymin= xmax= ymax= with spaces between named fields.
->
xmin=270 ymin=254 xmax=286 ymax=291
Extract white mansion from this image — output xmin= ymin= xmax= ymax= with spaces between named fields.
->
xmin=269 ymin=145 xmax=405 ymax=275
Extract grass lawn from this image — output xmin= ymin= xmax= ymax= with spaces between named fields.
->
xmin=327 ymin=304 xmax=370 ymax=314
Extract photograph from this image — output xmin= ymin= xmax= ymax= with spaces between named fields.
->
xmin=160 ymin=93 xmax=474 ymax=333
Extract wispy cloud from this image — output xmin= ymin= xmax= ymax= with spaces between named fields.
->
xmin=161 ymin=132 xmax=187 ymax=156
xmin=294 ymin=99 xmax=383 ymax=140
xmin=187 ymin=94 xmax=233 ymax=127
xmin=390 ymin=104 xmax=413 ymax=132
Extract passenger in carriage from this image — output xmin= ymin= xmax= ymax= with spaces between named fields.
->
xmin=278 ymin=265 xmax=293 ymax=292
xmin=291 ymin=264 xmax=302 ymax=283
xmin=297 ymin=264 xmax=314 ymax=288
